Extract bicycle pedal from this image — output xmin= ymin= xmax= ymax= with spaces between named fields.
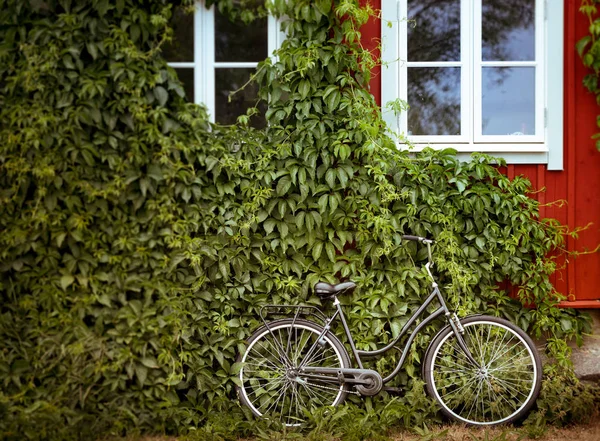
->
xmin=382 ymin=386 xmax=403 ymax=395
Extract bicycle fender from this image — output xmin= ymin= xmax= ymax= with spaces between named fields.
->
xmin=421 ymin=314 xmax=485 ymax=380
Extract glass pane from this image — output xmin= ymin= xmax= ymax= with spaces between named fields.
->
xmin=174 ymin=68 xmax=194 ymax=102
xmin=215 ymin=68 xmax=266 ymax=128
xmin=482 ymin=67 xmax=535 ymax=135
xmin=215 ymin=9 xmax=268 ymax=62
xmin=482 ymin=0 xmax=535 ymax=61
xmin=162 ymin=7 xmax=194 ymax=62
xmin=407 ymin=67 xmax=461 ymax=136
xmin=407 ymin=0 xmax=460 ymax=62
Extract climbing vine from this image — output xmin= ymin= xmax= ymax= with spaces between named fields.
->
xmin=578 ymin=0 xmax=600 ymax=150
xmin=0 ymin=1 xmax=596 ymax=440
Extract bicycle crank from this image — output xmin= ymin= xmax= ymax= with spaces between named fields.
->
xmin=299 ymin=367 xmax=384 ymax=396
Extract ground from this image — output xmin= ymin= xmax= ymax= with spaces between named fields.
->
xmin=127 ymin=418 xmax=600 ymax=441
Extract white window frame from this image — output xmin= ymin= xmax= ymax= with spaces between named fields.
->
xmin=167 ymin=1 xmax=285 ymax=123
xmin=381 ymin=0 xmax=564 ymax=170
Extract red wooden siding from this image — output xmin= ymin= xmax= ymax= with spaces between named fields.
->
xmin=361 ymin=0 xmax=600 ymax=306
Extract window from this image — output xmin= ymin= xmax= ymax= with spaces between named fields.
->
xmin=163 ymin=2 xmax=284 ymax=127
xmin=381 ymin=0 xmax=564 ymax=169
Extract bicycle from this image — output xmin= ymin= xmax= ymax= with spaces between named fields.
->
xmin=236 ymin=235 xmax=542 ymax=427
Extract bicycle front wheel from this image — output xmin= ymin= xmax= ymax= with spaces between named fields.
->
xmin=424 ymin=315 xmax=542 ymax=426
xmin=237 ymin=318 xmax=351 ymax=427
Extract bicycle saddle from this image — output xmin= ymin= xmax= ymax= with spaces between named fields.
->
xmin=314 ymin=281 xmax=356 ymax=300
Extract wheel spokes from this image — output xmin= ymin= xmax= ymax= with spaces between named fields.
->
xmin=432 ymin=321 xmax=537 ymax=424
xmin=240 ymin=322 xmax=346 ymax=426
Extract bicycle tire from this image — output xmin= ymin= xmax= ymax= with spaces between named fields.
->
xmin=423 ymin=315 xmax=542 ymax=426
xmin=237 ymin=318 xmax=351 ymax=427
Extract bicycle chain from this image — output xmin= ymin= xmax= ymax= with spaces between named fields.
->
xmin=294 ymin=376 xmax=360 ymax=396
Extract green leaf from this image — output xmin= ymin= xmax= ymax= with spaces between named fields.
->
xmin=135 ymin=365 xmax=148 ymax=386
xmin=325 ymin=169 xmax=336 ymax=188
xmin=576 ymin=35 xmax=592 ymax=58
xmin=560 ymin=318 xmax=573 ymax=332
xmin=312 ymin=242 xmax=323 ymax=261
xmin=318 ymin=194 xmax=328 ymax=213
xmin=141 ymin=357 xmax=159 ymax=369
xmin=295 ymin=211 xmax=306 ymax=229
xmin=86 ymin=42 xmax=98 ymax=59
xmin=325 ymin=89 xmax=341 ymax=111
xmin=326 ymin=243 xmax=336 ymax=262
xmin=298 ymin=80 xmax=310 ymax=99
xmin=276 ymin=177 xmax=292 ymax=195
xmin=154 ymin=86 xmax=169 ymax=107
xmin=264 ymin=219 xmax=276 ymax=235
xmin=60 ymin=275 xmax=74 ymax=290
xmin=475 ymin=236 xmax=485 ymax=249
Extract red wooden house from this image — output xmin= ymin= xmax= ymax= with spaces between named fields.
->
xmin=165 ymin=0 xmax=600 ymax=307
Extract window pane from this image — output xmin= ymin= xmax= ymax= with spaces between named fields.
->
xmin=215 ymin=10 xmax=268 ymax=62
xmin=162 ymin=7 xmax=194 ymax=62
xmin=407 ymin=0 xmax=460 ymax=62
xmin=174 ymin=68 xmax=194 ymax=102
xmin=215 ymin=68 xmax=266 ymax=128
xmin=407 ymin=67 xmax=461 ymax=136
xmin=482 ymin=0 xmax=535 ymax=61
xmin=482 ymin=67 xmax=535 ymax=135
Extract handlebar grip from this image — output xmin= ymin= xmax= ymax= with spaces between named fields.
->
xmin=401 ymin=235 xmax=423 ymax=241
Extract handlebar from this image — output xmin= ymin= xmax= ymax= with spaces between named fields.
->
xmin=401 ymin=235 xmax=434 ymax=244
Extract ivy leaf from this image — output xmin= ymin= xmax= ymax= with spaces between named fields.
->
xmin=298 ymin=80 xmax=310 ymax=99
xmin=60 ymin=275 xmax=74 ymax=290
xmin=276 ymin=177 xmax=291 ymax=195
xmin=264 ymin=219 xmax=276 ymax=235
xmin=325 ymin=169 xmax=336 ymax=188
xmin=154 ymin=86 xmax=169 ymax=107
xmin=560 ymin=318 xmax=573 ymax=332
xmin=312 ymin=242 xmax=323 ymax=261
xmin=315 ymin=0 xmax=332 ymax=16
xmin=318 ymin=194 xmax=329 ymax=213
xmin=135 ymin=365 xmax=148 ymax=386
xmin=326 ymin=243 xmax=336 ymax=262
xmin=141 ymin=357 xmax=159 ymax=369
xmin=576 ymin=35 xmax=592 ymax=58
xmin=86 ymin=42 xmax=98 ymax=59
xmin=295 ymin=211 xmax=305 ymax=229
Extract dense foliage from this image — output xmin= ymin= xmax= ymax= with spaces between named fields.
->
xmin=0 ymin=0 xmax=595 ymax=440
xmin=578 ymin=0 xmax=600 ymax=150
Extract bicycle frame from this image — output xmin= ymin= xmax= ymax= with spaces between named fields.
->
xmin=263 ymin=239 xmax=479 ymax=387
xmin=296 ymin=284 xmax=450 ymax=385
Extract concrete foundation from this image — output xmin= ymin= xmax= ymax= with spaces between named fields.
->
xmin=570 ymin=310 xmax=600 ymax=382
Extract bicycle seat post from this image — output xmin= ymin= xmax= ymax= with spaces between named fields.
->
xmin=424 ymin=240 xmax=437 ymax=288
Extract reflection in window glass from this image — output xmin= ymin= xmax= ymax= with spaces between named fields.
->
xmin=482 ymin=0 xmax=535 ymax=61
xmin=407 ymin=0 xmax=460 ymax=62
xmin=215 ymin=68 xmax=266 ymax=128
xmin=215 ymin=10 xmax=268 ymax=62
xmin=174 ymin=68 xmax=194 ymax=102
xmin=482 ymin=67 xmax=535 ymax=135
xmin=162 ymin=7 xmax=194 ymax=62
xmin=407 ymin=67 xmax=461 ymax=136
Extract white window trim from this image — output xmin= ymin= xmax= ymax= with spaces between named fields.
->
xmin=381 ymin=0 xmax=564 ymax=170
xmin=167 ymin=1 xmax=285 ymax=124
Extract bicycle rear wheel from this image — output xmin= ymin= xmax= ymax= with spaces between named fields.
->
xmin=237 ymin=318 xmax=351 ymax=427
xmin=424 ymin=315 xmax=542 ymax=426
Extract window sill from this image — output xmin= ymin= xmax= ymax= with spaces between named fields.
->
xmin=395 ymin=142 xmax=556 ymax=167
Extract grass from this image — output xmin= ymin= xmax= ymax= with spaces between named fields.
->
xmin=120 ymin=417 xmax=600 ymax=441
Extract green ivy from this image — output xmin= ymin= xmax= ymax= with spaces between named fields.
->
xmin=0 ymin=0 xmax=593 ymax=440
xmin=577 ymin=0 xmax=600 ymax=150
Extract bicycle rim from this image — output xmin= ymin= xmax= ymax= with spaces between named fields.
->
xmin=428 ymin=319 xmax=540 ymax=425
xmin=238 ymin=321 xmax=348 ymax=427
